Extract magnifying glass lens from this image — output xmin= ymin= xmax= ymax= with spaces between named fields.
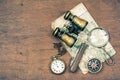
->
xmin=89 ymin=28 xmax=109 ymax=47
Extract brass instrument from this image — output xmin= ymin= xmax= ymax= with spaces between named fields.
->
xmin=53 ymin=27 xmax=76 ymax=47
xmin=64 ymin=11 xmax=88 ymax=31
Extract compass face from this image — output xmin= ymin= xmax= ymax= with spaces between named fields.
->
xmin=88 ymin=28 xmax=109 ymax=47
xmin=50 ymin=59 xmax=66 ymax=74
xmin=87 ymin=58 xmax=102 ymax=73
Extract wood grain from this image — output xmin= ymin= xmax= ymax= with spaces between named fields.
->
xmin=0 ymin=0 xmax=120 ymax=80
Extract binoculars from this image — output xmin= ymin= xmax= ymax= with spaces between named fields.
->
xmin=53 ymin=11 xmax=88 ymax=47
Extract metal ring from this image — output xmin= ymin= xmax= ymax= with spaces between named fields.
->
xmin=105 ymin=52 xmax=115 ymax=66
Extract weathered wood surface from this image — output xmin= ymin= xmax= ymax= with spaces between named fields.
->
xmin=0 ymin=0 xmax=120 ymax=80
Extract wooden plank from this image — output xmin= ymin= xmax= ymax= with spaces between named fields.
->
xmin=0 ymin=0 xmax=120 ymax=80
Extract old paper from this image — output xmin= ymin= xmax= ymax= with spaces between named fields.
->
xmin=51 ymin=3 xmax=116 ymax=74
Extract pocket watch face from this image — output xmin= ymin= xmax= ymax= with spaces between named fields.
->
xmin=88 ymin=27 xmax=109 ymax=47
xmin=50 ymin=59 xmax=66 ymax=74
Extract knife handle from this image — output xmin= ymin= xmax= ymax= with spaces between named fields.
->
xmin=69 ymin=43 xmax=88 ymax=73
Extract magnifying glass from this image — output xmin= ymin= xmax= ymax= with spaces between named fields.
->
xmin=88 ymin=27 xmax=115 ymax=66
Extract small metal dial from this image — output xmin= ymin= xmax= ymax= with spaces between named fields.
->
xmin=87 ymin=58 xmax=102 ymax=73
xmin=50 ymin=58 xmax=66 ymax=74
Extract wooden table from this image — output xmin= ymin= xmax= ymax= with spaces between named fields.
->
xmin=0 ymin=0 xmax=120 ymax=80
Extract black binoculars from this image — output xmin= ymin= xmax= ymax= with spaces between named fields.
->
xmin=53 ymin=11 xmax=88 ymax=47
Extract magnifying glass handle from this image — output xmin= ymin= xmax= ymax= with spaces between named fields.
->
xmin=105 ymin=52 xmax=115 ymax=66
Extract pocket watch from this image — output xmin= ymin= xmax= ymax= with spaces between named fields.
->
xmin=50 ymin=56 xmax=66 ymax=74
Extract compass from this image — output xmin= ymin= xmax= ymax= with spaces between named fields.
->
xmin=50 ymin=56 xmax=66 ymax=74
xmin=87 ymin=58 xmax=102 ymax=73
